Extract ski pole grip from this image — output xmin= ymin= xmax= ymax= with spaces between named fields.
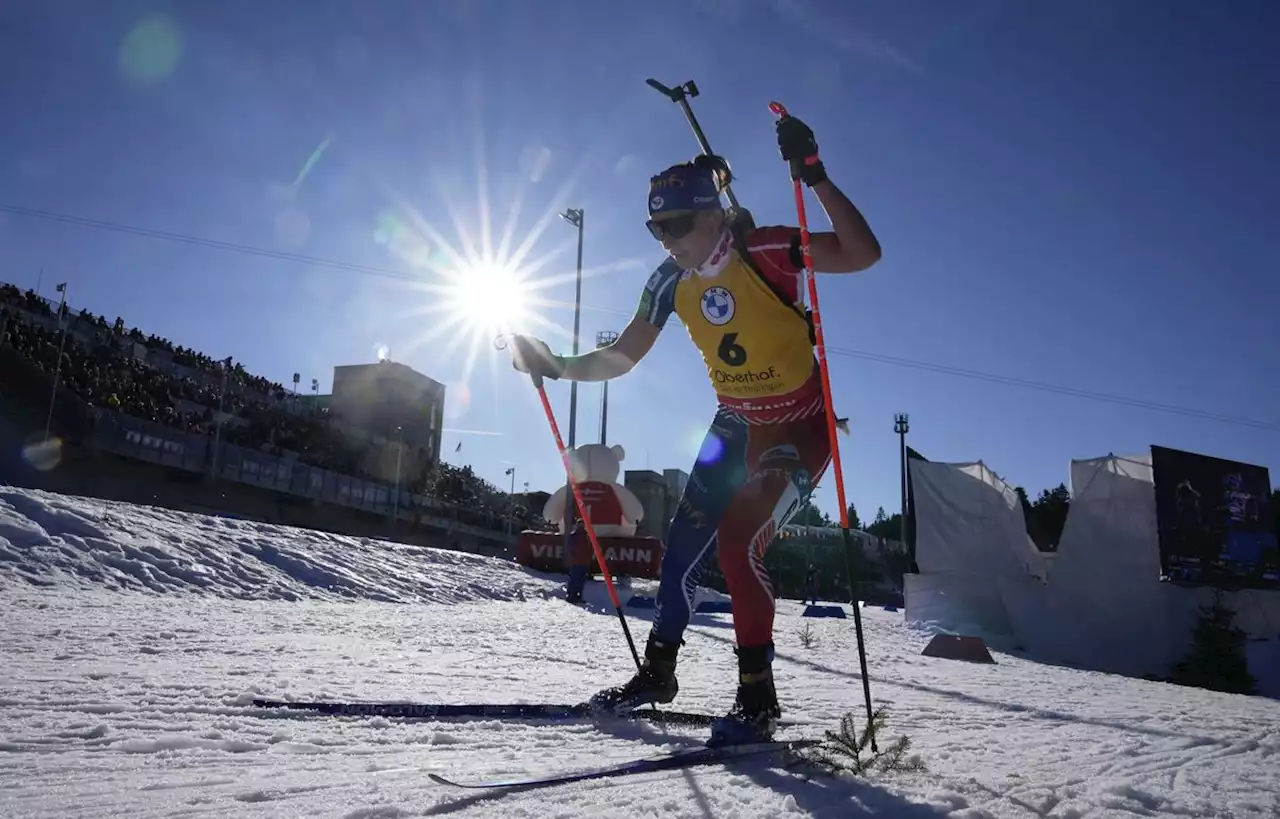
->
xmin=768 ymin=101 xmax=790 ymax=119
xmin=493 ymin=334 xmax=544 ymax=388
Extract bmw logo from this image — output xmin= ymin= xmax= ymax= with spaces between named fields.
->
xmin=700 ymin=286 xmax=735 ymax=326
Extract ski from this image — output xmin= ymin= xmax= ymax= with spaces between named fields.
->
xmin=250 ymin=698 xmax=719 ymax=727
xmin=428 ymin=738 xmax=821 ymax=790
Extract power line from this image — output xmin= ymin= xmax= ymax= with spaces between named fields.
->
xmin=0 ymin=203 xmax=427 ymax=283
xmin=826 ymin=347 xmax=1280 ymax=433
xmin=4 ymin=201 xmax=1277 ymax=434
xmin=583 ymin=299 xmax=1279 ymax=433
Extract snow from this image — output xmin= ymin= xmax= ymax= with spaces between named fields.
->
xmin=0 ymin=487 xmax=559 ymax=604
xmin=2 ymin=486 xmax=1279 ymax=818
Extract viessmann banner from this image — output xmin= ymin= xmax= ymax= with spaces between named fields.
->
xmin=517 ymin=532 xmax=664 ymax=579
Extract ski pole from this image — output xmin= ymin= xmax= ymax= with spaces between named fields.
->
xmin=768 ymin=100 xmax=877 ymax=749
xmin=531 ymin=377 xmax=645 ymax=672
xmin=495 ymin=337 xmax=644 ymax=674
xmin=645 ymin=78 xmax=752 ymax=225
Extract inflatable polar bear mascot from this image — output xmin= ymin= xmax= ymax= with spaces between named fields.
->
xmin=542 ymin=443 xmax=645 ymax=537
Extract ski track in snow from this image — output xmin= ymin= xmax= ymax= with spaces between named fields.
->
xmin=1 ymin=487 xmax=1278 ymax=818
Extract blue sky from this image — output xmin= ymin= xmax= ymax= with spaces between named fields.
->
xmin=3 ymin=0 xmax=1278 ymax=521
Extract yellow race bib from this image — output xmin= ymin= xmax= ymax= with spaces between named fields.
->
xmin=674 ymin=252 xmax=815 ymax=401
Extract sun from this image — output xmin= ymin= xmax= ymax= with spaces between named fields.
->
xmin=446 ymin=261 xmax=532 ymax=335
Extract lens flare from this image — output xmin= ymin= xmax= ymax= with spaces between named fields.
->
xmin=696 ymin=430 xmax=725 ymax=465
xmin=119 ymin=15 xmax=183 ymax=85
xmin=22 ymin=438 xmax=62 ymax=472
xmin=443 ymin=381 xmax=473 ymax=420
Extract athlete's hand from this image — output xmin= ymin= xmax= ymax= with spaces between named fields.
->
xmin=508 ymin=335 xmax=565 ymax=381
xmin=776 ymin=114 xmax=828 ymax=188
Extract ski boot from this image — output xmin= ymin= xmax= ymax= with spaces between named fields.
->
xmin=707 ymin=644 xmax=781 ymax=747
xmin=588 ymin=635 xmax=679 ymax=713
xmin=565 ymin=565 xmax=588 ymax=605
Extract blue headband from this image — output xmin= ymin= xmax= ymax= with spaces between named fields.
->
xmin=648 ymin=164 xmax=722 ymax=216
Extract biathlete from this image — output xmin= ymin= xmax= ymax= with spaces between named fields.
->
xmin=508 ymin=113 xmax=881 ymax=745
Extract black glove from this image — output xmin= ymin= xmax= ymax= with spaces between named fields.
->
xmin=509 ymin=335 xmax=565 ymax=381
xmin=776 ymin=115 xmax=827 ymax=187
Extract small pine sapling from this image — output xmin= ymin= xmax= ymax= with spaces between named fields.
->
xmin=796 ymin=707 xmax=925 ymax=777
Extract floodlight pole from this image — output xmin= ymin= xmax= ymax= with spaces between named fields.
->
xmin=895 ymin=413 xmax=912 ymax=567
xmin=44 ymin=284 xmax=69 ymax=443
xmin=596 ymin=330 xmax=618 ymax=444
xmin=559 ymin=208 xmax=584 ymax=566
xmin=506 ymin=466 xmax=516 ymax=537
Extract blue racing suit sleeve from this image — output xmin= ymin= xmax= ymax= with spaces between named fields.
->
xmin=633 ymin=258 xmax=682 ymax=329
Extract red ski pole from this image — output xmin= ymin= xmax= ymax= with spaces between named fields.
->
xmin=496 ymin=336 xmax=643 ymax=674
xmin=768 ymin=100 xmax=877 ymax=747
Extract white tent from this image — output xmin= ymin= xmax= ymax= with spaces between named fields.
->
xmin=905 ymin=459 xmax=1047 ymax=642
xmin=1052 ymin=454 xmax=1162 ymax=592
xmin=911 ymin=459 xmax=1046 ymax=579
xmin=904 ymin=452 xmax=1280 ymax=694
xmin=1027 ymin=453 xmax=1193 ymax=675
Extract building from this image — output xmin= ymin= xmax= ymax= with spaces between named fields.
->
xmin=624 ymin=467 xmax=689 ymax=541
xmin=663 ymin=468 xmax=688 ymax=506
xmin=625 ymin=470 xmax=667 ymax=539
xmin=328 ymin=360 xmax=446 ymax=485
xmin=515 ymin=490 xmax=552 ymax=526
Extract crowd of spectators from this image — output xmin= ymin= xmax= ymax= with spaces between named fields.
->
xmin=0 ymin=281 xmax=543 ymax=533
xmin=1 ymin=285 xmax=212 ymax=432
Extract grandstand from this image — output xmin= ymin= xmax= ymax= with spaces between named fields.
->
xmin=0 ymin=282 xmax=541 ymax=555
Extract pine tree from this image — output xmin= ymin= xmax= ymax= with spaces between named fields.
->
xmin=867 ymin=510 xmax=901 ymax=541
xmin=845 ymin=502 xmax=863 ymax=531
xmin=1031 ymin=483 xmax=1071 ymax=551
xmin=792 ymin=500 xmax=831 ymax=527
xmin=1171 ymin=591 xmax=1256 ymax=695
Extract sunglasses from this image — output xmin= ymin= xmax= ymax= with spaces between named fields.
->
xmin=646 ymin=214 xmax=698 ymax=241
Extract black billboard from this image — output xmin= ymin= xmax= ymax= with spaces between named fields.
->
xmin=1151 ymin=445 xmax=1278 ymax=590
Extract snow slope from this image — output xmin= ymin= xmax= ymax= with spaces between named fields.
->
xmin=2 ymin=487 xmax=1278 ymax=819
xmin=0 ymin=488 xmax=562 ymax=604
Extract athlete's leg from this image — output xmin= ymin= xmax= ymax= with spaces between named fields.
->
xmin=717 ymin=412 xmax=831 ymax=646
xmin=708 ymin=411 xmax=832 ymax=745
xmin=588 ymin=410 xmax=747 ymax=712
xmin=650 ymin=411 xmax=748 ymax=643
